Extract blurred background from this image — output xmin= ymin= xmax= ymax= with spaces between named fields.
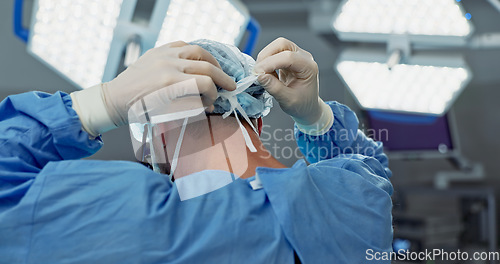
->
xmin=1 ymin=0 xmax=500 ymax=262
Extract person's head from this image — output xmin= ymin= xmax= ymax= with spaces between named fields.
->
xmin=136 ymin=39 xmax=272 ymax=177
xmin=188 ymin=39 xmax=272 ymax=119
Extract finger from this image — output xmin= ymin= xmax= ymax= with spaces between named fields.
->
xmin=148 ymin=41 xmax=188 ymax=63
xmin=177 ymin=45 xmax=222 ymax=70
xmin=154 ymin=41 xmax=188 ymax=54
xmin=168 ymin=74 xmax=218 ymax=107
xmin=185 ymin=74 xmax=218 ymax=107
xmin=256 ymin=37 xmax=298 ymax=63
xmin=270 ymin=71 xmax=279 ymax=80
xmin=167 ymin=96 xmax=208 ymax=116
xmin=254 ymin=51 xmax=316 ymax=79
xmin=257 ymin=73 xmax=288 ymax=101
xmin=165 ymin=40 xmax=188 ymax=48
xmin=205 ymin=105 xmax=215 ymax=113
xmin=181 ymin=60 xmax=236 ymax=91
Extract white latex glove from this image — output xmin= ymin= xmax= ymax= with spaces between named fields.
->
xmin=70 ymin=41 xmax=236 ymax=137
xmin=254 ymin=37 xmax=333 ymax=135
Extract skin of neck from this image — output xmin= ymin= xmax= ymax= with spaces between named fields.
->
xmin=160 ymin=115 xmax=286 ymax=180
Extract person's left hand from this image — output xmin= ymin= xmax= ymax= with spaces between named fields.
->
xmin=253 ymin=37 xmax=322 ymax=126
xmin=71 ymin=41 xmax=236 ymax=137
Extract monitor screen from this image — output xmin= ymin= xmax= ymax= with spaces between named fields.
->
xmin=366 ymin=111 xmax=454 ymax=153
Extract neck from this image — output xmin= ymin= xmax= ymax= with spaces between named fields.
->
xmin=166 ymin=115 xmax=286 ymax=179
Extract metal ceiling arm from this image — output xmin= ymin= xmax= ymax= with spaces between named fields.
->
xmin=242 ymin=17 xmax=261 ymax=56
xmin=386 ymin=50 xmax=402 ymax=70
xmin=387 ymin=34 xmax=411 ymax=68
xmin=486 ymin=0 xmax=500 ymax=13
xmin=13 ymin=0 xmax=29 ymax=43
xmin=124 ymin=34 xmax=142 ymax=67
xmin=468 ymin=32 xmax=500 ymax=48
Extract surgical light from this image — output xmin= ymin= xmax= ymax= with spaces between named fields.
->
xmin=335 ymin=49 xmax=472 ymax=115
xmin=332 ymin=0 xmax=474 ymax=45
xmin=154 ymin=0 xmax=249 ymax=47
xmin=28 ymin=0 xmax=128 ymax=89
xmin=20 ymin=0 xmax=253 ymax=90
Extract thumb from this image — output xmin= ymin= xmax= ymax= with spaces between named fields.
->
xmin=257 ymin=74 xmax=285 ymax=98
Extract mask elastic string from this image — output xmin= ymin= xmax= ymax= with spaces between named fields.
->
xmin=162 ymin=75 xmax=259 ymax=180
xmin=227 ymin=96 xmax=257 ymax=152
xmin=169 ymin=117 xmax=189 ymax=180
xmin=235 ymin=113 xmax=258 ymax=152
xmin=218 ymin=75 xmax=259 ymax=153
xmin=162 ymin=75 xmax=259 ymax=179
xmin=148 ymin=124 xmax=162 ymax=173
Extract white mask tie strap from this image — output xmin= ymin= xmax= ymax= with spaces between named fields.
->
xmin=218 ymin=75 xmax=259 ymax=153
xmin=169 ymin=117 xmax=189 ymax=180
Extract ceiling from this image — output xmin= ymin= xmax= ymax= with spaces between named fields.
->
xmin=243 ymin=0 xmax=500 ymax=85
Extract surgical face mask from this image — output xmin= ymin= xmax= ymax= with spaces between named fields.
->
xmin=129 ymin=75 xmax=259 ymax=181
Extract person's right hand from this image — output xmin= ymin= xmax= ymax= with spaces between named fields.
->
xmin=254 ymin=37 xmax=333 ymax=135
xmin=104 ymin=41 xmax=236 ymax=127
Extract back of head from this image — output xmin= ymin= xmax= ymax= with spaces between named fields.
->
xmin=131 ymin=40 xmax=274 ymax=176
xmin=189 ymin=39 xmax=273 ymax=119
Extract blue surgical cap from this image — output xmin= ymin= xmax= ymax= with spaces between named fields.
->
xmin=189 ymin=39 xmax=273 ymax=119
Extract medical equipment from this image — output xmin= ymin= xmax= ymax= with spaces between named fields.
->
xmin=367 ymin=112 xmax=458 ymax=158
xmin=317 ymin=0 xmax=476 ymax=116
xmin=14 ymin=0 xmax=259 ymax=89
xmin=129 ymin=75 xmax=262 ymax=180
xmin=332 ymin=0 xmax=474 ymax=45
xmin=128 ymin=78 xmax=206 ymax=176
xmin=393 ymin=187 xmax=497 ymax=264
xmin=366 ymin=106 xmax=485 ymax=189
xmin=127 ymin=40 xmax=273 ymax=180
xmin=335 ymin=48 xmax=472 ymax=115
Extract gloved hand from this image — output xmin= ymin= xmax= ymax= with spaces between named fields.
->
xmin=71 ymin=41 xmax=236 ymax=137
xmin=254 ymin=37 xmax=333 ymax=135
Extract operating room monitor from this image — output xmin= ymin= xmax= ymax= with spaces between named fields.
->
xmin=366 ymin=111 xmax=459 ymax=159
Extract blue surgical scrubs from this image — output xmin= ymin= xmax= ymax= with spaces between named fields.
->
xmin=0 ymin=92 xmax=393 ymax=263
